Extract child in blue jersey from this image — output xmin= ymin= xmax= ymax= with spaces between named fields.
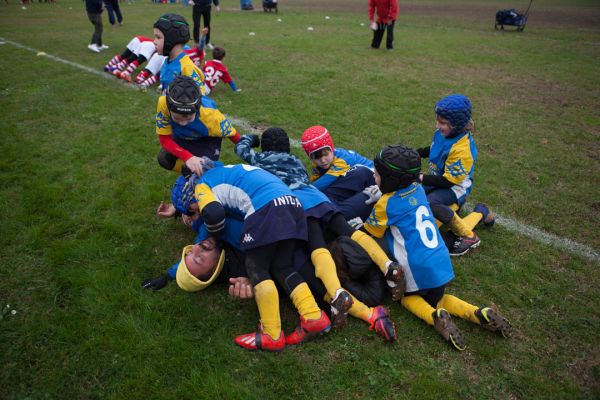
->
xmin=417 ymin=94 xmax=495 ymax=256
xmin=173 ymin=160 xmax=331 ymax=352
xmin=156 ymin=76 xmax=240 ymax=176
xmin=301 ymin=125 xmax=381 ymax=222
xmin=364 ymin=144 xmax=512 ymax=351
xmin=234 ymin=127 xmax=403 ymax=341
xmin=153 ymin=13 xmax=206 ymax=94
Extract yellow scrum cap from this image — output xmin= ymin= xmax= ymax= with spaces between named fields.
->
xmin=175 ymin=244 xmax=226 ymax=292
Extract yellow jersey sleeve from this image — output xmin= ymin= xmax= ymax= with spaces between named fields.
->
xmin=364 ymin=194 xmax=391 ymax=238
xmin=194 ymin=183 xmax=218 ymax=211
xmin=443 ymin=135 xmax=474 ymax=184
xmin=155 ymin=96 xmax=173 ymax=136
xmin=199 ymin=107 xmax=238 ymax=138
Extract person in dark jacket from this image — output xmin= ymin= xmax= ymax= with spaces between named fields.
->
xmin=103 ymin=0 xmax=123 ymax=26
xmin=85 ymin=0 xmax=107 ymax=53
xmin=189 ymin=0 xmax=219 ymax=49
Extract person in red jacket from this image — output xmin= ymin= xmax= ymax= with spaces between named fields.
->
xmin=368 ymin=0 xmax=398 ymax=50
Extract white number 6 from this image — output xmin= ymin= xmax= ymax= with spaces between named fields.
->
xmin=416 ymin=205 xmax=438 ymax=249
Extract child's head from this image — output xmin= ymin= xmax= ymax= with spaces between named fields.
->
xmin=301 ymin=125 xmax=335 ymax=170
xmin=261 ymin=127 xmax=290 ymax=153
xmin=374 ymin=145 xmax=421 ymax=193
xmin=153 ymin=13 xmax=190 ymax=56
xmin=212 ymin=46 xmax=226 ymax=61
xmin=434 ymin=94 xmax=472 ymax=137
xmin=166 ymin=76 xmax=201 ymax=125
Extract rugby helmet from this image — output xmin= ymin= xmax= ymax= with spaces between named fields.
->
xmin=434 ymin=94 xmax=472 ymax=135
xmin=154 ymin=13 xmax=190 ymax=56
xmin=261 ymin=127 xmax=290 ymax=153
xmin=166 ymin=76 xmax=200 ymax=115
xmin=374 ymin=145 xmax=421 ymax=193
xmin=300 ymin=125 xmax=334 ymax=157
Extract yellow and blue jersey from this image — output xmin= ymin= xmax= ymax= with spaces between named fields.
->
xmin=364 ymin=182 xmax=454 ymax=292
xmin=155 ymin=95 xmax=238 ymax=141
xmin=193 ymin=164 xmax=298 ymax=220
xmin=160 ymin=52 xmax=206 ymax=94
xmin=428 ymin=130 xmax=478 ymax=202
xmin=310 ymin=148 xmax=374 ymax=191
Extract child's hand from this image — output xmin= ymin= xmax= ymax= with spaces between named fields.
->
xmin=185 ymin=156 xmax=204 ymax=176
xmin=201 ymin=27 xmax=209 ymax=36
xmin=369 ymin=21 xmax=378 ymax=31
xmin=228 ymin=277 xmax=254 ymax=299
xmin=215 ymin=5 xmax=220 ymax=13
xmin=157 ymin=201 xmax=177 ymax=218
xmin=363 ymin=185 xmax=382 ymax=205
xmin=181 ymin=213 xmax=199 ymax=227
xmin=189 ymin=0 xmax=195 ymax=5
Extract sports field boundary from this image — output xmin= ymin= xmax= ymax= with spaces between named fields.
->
xmin=2 ymin=36 xmax=598 ymax=263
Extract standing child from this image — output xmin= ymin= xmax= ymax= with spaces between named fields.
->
xmin=364 ymin=144 xmax=512 ymax=351
xmin=368 ymin=0 xmax=398 ymax=50
xmin=417 ymin=94 xmax=495 ymax=256
xmin=155 ymin=76 xmax=240 ymax=176
xmin=203 ymin=47 xmax=241 ymax=95
xmin=301 ymin=125 xmax=381 ymax=222
xmin=153 ymin=13 xmax=206 ymax=94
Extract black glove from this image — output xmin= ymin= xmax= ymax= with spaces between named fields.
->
xmin=141 ymin=274 xmax=170 ymax=291
xmin=248 ymin=134 xmax=260 ymax=148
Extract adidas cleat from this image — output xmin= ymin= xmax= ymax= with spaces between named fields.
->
xmin=285 ymin=311 xmax=331 ymax=345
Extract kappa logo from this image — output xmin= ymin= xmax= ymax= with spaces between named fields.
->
xmin=242 ymin=233 xmax=254 ymax=243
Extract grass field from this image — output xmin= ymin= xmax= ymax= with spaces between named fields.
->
xmin=1 ymin=0 xmax=599 ymax=399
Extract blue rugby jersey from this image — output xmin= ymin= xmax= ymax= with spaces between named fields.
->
xmin=427 ymin=130 xmax=478 ymax=202
xmin=194 ymin=164 xmax=299 ymax=220
xmin=159 ymin=52 xmax=206 ymax=94
xmin=364 ymin=182 xmax=455 ymax=292
xmin=310 ymin=148 xmax=374 ymax=191
xmin=156 ymin=95 xmax=237 ymax=141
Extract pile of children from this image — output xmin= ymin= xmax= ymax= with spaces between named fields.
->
xmin=132 ymin=13 xmax=511 ymax=354
xmin=102 ymin=15 xmax=240 ymax=94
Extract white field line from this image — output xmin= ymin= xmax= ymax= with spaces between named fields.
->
xmin=2 ymin=37 xmax=599 ymax=263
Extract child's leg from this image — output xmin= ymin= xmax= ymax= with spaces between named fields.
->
xmin=348 ymin=228 xmax=405 ymax=301
xmin=371 ymin=24 xmax=384 ymax=49
xmin=385 ymin=20 xmax=395 ymax=50
xmin=438 ymin=294 xmax=512 ymax=337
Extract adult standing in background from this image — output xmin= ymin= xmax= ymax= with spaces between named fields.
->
xmin=86 ymin=0 xmax=107 ymax=53
xmin=190 ymin=0 xmax=220 ymax=50
xmin=104 ymin=0 xmax=123 ymax=27
xmin=368 ymin=0 xmax=398 ymax=50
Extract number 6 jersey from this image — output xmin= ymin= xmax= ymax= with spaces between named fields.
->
xmin=364 ymin=182 xmax=454 ymax=292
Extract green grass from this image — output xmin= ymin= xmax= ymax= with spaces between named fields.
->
xmin=1 ymin=0 xmax=599 ymax=399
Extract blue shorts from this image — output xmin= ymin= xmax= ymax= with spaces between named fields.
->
xmin=241 ymin=195 xmax=307 ymax=250
xmin=305 ymin=201 xmax=338 ymax=222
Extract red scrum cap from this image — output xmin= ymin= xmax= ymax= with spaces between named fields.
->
xmin=301 ymin=126 xmax=335 ymax=157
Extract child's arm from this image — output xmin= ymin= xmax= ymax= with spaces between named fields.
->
xmin=229 ymin=81 xmax=241 ymax=93
xmin=234 ymin=134 xmax=260 ymax=164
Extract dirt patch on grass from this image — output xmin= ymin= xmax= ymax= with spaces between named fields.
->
xmin=276 ymin=0 xmax=600 ymax=28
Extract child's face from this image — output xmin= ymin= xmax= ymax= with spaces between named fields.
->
xmin=374 ymin=169 xmax=382 ymax=188
xmin=309 ymin=148 xmax=334 ymax=170
xmin=171 ymin=111 xmax=196 ymax=126
xmin=436 ymin=116 xmax=453 ymax=137
xmin=153 ymin=28 xmax=165 ymax=55
xmin=184 ymin=237 xmax=220 ymax=280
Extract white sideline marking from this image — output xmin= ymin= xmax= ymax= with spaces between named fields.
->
xmin=3 ymin=37 xmax=599 ymax=263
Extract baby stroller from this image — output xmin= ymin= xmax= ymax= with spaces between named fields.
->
xmin=495 ymin=0 xmax=532 ymax=31
xmin=263 ymin=0 xmax=277 ymax=13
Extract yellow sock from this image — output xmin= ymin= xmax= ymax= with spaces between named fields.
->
xmin=350 ymin=230 xmax=390 ymax=274
xmin=449 ymin=214 xmax=475 ymax=238
xmin=401 ymin=295 xmax=435 ymax=326
xmin=462 ymin=212 xmax=483 ymax=231
xmin=311 ymin=248 xmax=342 ymax=299
xmin=347 ymin=294 xmax=372 ymax=322
xmin=436 ymin=204 xmax=461 ymax=228
xmin=173 ymin=158 xmax=185 ymax=173
xmin=254 ymin=280 xmax=281 ymax=339
xmin=290 ymin=282 xmax=322 ymax=320
xmin=437 ymin=294 xmax=480 ymax=324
